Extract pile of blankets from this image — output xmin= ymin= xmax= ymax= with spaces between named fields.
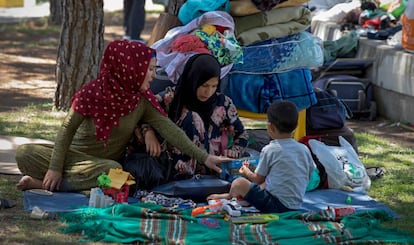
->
xmin=152 ymin=0 xmax=324 ymax=114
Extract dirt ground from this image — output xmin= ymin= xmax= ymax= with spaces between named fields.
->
xmin=0 ymin=12 xmax=159 ymax=112
xmin=1 ymin=12 xmax=414 ymax=150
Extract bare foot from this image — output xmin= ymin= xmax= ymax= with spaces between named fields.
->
xmin=207 ymin=193 xmax=231 ymax=201
xmin=16 ymin=175 xmax=43 ymax=190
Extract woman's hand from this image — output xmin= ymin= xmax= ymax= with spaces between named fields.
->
xmin=144 ymin=128 xmax=161 ymax=157
xmin=223 ymin=149 xmax=239 ymax=158
xmin=42 ymin=169 xmax=62 ymax=191
xmin=204 ymin=155 xmax=233 ymax=173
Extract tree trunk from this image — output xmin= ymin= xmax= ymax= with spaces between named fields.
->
xmin=147 ymin=13 xmax=182 ymax=46
xmin=147 ymin=0 xmax=185 ymax=45
xmin=166 ymin=0 xmax=186 ymax=15
xmin=55 ymin=0 xmax=104 ymax=111
xmin=49 ymin=0 xmax=63 ymax=26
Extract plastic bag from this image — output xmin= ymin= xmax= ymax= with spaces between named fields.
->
xmin=308 ymin=136 xmax=371 ymax=190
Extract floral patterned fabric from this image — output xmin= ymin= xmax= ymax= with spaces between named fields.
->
xmin=157 ymin=91 xmax=249 ymax=176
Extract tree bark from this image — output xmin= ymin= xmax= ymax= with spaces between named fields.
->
xmin=49 ymin=0 xmax=63 ymax=26
xmin=55 ymin=0 xmax=104 ymax=111
xmin=166 ymin=0 xmax=186 ymax=15
xmin=147 ymin=0 xmax=185 ymax=45
xmin=147 ymin=13 xmax=182 ymax=46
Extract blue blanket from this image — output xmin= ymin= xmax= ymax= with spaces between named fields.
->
xmin=231 ymin=32 xmax=323 ymax=74
xmin=224 ymin=68 xmax=316 ymax=113
xmin=23 ymin=188 xmax=399 ymax=218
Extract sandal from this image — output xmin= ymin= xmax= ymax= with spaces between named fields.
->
xmin=0 ymin=198 xmax=16 ymax=209
xmin=366 ymin=166 xmax=385 ymax=180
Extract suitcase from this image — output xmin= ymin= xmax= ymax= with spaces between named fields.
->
xmin=313 ymin=58 xmax=374 ymax=79
xmin=312 ymin=74 xmax=377 ymax=120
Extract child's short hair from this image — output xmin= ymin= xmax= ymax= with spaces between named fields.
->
xmin=267 ymin=100 xmax=298 ymax=133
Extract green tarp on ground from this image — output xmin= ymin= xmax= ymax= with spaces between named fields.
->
xmin=59 ymin=202 xmax=414 ymax=244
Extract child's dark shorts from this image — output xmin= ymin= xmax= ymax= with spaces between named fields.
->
xmin=243 ymin=183 xmax=295 ymax=213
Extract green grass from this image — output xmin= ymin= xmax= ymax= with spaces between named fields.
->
xmin=356 ymin=132 xmax=414 ymax=233
xmin=0 ymin=103 xmax=413 ymax=244
xmin=0 ymin=106 xmax=111 ymax=244
xmin=0 ymin=103 xmax=65 ymax=141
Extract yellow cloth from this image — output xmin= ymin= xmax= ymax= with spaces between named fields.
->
xmin=107 ymin=168 xmax=135 ymax=189
xmin=238 ymin=109 xmax=306 ymax=140
xmin=293 ymin=110 xmax=306 ymax=140
xmin=238 ymin=109 xmax=267 ymax=119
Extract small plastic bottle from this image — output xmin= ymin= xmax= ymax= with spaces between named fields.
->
xmin=346 ymin=195 xmax=352 ymax=204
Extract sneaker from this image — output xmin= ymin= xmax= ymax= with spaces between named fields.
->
xmin=233 ymin=197 xmax=250 ymax=207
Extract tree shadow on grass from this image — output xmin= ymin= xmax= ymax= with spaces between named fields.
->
xmin=0 ymin=89 xmax=52 ymax=112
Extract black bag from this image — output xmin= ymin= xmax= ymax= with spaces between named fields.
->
xmin=306 ymin=88 xmax=352 ymax=131
xmin=122 ymin=151 xmax=173 ymax=195
xmin=151 ymin=174 xmax=231 ymax=202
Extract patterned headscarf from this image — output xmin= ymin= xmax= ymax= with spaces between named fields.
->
xmin=71 ymin=40 xmax=166 ymax=144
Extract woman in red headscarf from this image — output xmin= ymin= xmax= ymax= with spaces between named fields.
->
xmin=15 ymin=40 xmax=232 ymax=192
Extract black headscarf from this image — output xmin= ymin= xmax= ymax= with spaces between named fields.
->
xmin=168 ymin=54 xmax=221 ymax=127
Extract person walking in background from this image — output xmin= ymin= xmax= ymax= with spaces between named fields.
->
xmin=123 ymin=0 xmax=146 ymax=42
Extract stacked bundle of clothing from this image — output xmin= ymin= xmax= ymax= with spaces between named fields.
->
xmin=151 ymin=0 xmax=324 ymax=117
xmin=223 ymin=0 xmax=324 ymax=116
xmin=152 ymin=0 xmax=242 ymax=84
